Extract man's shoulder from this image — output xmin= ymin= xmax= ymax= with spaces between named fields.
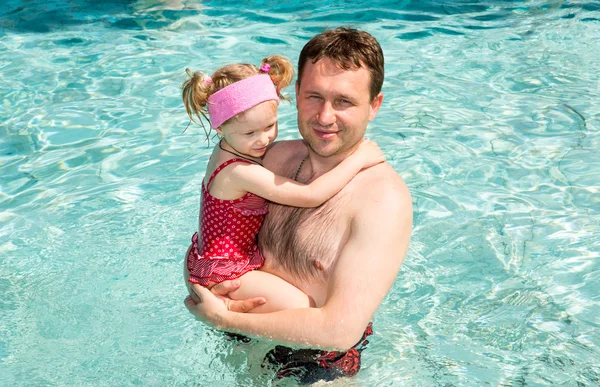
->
xmin=267 ymin=139 xmax=306 ymax=154
xmin=263 ymin=140 xmax=306 ymax=173
xmin=344 ymin=162 xmax=412 ymax=253
xmin=350 ymin=162 xmax=412 ymax=213
xmin=355 ymin=162 xmax=408 ymax=192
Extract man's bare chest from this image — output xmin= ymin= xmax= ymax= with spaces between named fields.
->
xmin=258 ymin=192 xmax=350 ymax=280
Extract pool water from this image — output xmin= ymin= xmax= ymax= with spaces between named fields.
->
xmin=1 ymin=0 xmax=599 ymax=385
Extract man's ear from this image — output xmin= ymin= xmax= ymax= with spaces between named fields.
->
xmin=295 ymin=81 xmax=300 ymax=108
xmin=368 ymin=93 xmax=384 ymax=122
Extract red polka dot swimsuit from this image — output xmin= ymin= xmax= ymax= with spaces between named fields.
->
xmin=187 ymin=158 xmax=268 ymax=286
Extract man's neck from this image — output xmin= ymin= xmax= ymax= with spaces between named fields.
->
xmin=306 ymin=144 xmax=360 ymax=178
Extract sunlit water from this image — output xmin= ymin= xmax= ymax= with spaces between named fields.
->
xmin=1 ymin=0 xmax=599 ymax=385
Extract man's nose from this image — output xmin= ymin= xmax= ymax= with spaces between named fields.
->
xmin=316 ymin=102 xmax=335 ymax=126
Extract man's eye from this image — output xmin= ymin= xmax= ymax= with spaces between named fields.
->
xmin=245 ymin=132 xmax=255 ymax=136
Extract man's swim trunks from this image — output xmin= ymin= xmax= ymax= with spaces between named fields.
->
xmin=187 ymin=158 xmax=268 ymax=286
xmin=262 ymin=322 xmax=373 ymax=384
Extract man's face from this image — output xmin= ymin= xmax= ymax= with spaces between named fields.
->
xmin=295 ymin=57 xmax=383 ymax=158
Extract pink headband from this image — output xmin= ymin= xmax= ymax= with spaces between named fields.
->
xmin=207 ymin=74 xmax=279 ymax=128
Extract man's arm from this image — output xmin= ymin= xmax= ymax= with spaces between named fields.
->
xmin=186 ymin=174 xmax=412 ymax=350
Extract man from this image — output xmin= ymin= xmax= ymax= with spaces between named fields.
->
xmin=185 ymin=27 xmax=412 ymax=381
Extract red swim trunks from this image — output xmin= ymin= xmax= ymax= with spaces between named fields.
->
xmin=262 ymin=322 xmax=374 ymax=383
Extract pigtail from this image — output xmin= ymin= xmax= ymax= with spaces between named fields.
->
xmin=260 ymin=55 xmax=294 ymax=101
xmin=181 ymin=60 xmax=290 ymax=140
xmin=181 ymin=68 xmax=213 ymax=139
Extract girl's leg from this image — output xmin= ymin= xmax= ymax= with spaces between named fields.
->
xmin=228 ymin=270 xmax=314 ymax=313
xmin=184 ymin=244 xmax=312 ymax=312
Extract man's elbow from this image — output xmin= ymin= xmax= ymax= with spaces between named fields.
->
xmin=327 ymin=326 xmax=367 ymax=352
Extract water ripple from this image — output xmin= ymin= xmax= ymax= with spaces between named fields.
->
xmin=2 ymin=0 xmax=600 ymax=385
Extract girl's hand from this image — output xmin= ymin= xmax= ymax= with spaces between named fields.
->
xmin=352 ymin=139 xmax=385 ymax=168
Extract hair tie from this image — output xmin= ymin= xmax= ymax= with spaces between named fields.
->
xmin=204 ymin=76 xmax=212 ymax=85
xmin=259 ymin=63 xmax=271 ymax=73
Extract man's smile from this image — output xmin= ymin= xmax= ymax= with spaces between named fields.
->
xmin=313 ymin=128 xmax=340 ymax=139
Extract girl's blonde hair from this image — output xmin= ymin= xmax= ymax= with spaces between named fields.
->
xmin=182 ymin=55 xmax=294 ymax=139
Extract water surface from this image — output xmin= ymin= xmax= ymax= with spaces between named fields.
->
xmin=1 ymin=0 xmax=599 ymax=385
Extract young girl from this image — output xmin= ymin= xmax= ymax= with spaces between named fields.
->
xmin=182 ymin=55 xmax=384 ymax=312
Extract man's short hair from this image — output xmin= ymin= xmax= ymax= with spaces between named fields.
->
xmin=297 ymin=27 xmax=384 ymax=101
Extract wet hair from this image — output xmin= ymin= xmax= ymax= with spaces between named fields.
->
xmin=297 ymin=27 xmax=384 ymax=101
xmin=182 ymin=55 xmax=294 ymax=140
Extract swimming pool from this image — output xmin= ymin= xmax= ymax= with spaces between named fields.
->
xmin=1 ymin=0 xmax=599 ymax=385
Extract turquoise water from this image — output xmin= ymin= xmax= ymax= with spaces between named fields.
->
xmin=1 ymin=0 xmax=599 ymax=385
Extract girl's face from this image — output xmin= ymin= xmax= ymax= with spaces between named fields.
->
xmin=217 ymin=101 xmax=278 ymax=158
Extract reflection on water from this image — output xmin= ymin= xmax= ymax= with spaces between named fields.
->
xmin=1 ymin=0 xmax=600 ymax=385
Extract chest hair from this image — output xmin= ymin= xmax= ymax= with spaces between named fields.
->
xmin=258 ymin=168 xmax=350 ymax=280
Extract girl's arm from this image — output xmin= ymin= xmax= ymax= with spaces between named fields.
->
xmin=230 ymin=140 xmax=384 ymax=207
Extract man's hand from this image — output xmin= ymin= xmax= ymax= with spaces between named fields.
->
xmin=184 ymin=281 xmax=266 ymax=327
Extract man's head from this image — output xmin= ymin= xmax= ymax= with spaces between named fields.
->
xmin=297 ymin=27 xmax=384 ymax=102
xmin=295 ymin=27 xmax=384 ymax=158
